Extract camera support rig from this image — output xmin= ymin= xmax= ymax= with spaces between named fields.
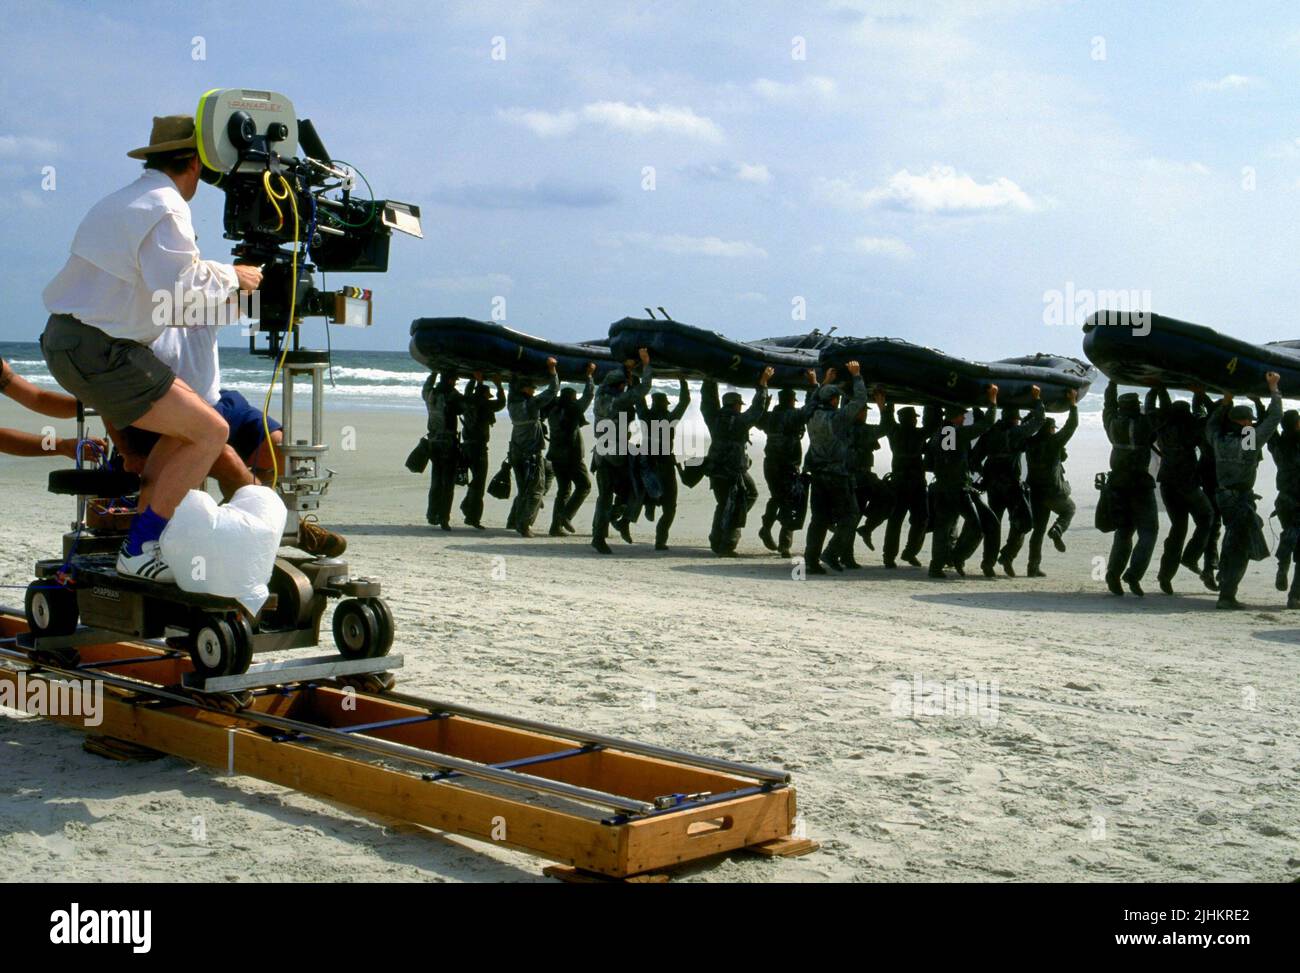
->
xmin=195 ymin=87 xmax=421 ymax=521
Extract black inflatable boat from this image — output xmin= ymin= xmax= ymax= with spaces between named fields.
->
xmin=816 ymin=337 xmax=1095 ymax=411
xmin=409 ymin=318 xmax=624 ymax=382
xmin=607 ymin=317 xmax=828 ymax=388
xmin=1082 ymin=310 xmax=1300 ymax=395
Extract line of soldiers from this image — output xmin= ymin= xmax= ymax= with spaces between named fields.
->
xmin=1099 ymin=371 xmax=1297 ymax=609
xmin=417 ymin=352 xmax=1083 ymax=582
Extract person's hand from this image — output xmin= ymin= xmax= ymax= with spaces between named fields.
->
xmin=1266 ymin=371 xmax=1281 ymax=393
xmin=545 ymin=356 xmax=558 ymax=374
xmin=805 ymin=368 xmax=817 ymax=386
xmin=846 ymin=360 xmax=861 ymax=377
xmin=639 ymin=347 xmax=651 ymax=365
xmin=1030 ymin=384 xmax=1041 ymax=401
xmin=758 ymin=366 xmax=774 ymax=388
xmin=824 ymin=366 xmax=838 ymax=384
xmin=57 ymin=437 xmax=106 ymax=461
xmin=585 ymin=362 xmax=596 ymax=377
xmin=873 ymin=387 xmax=886 ymax=407
xmin=1188 ymin=383 xmax=1205 ymax=394
xmin=234 ymin=264 xmax=263 ymax=292
xmin=987 ymin=384 xmax=999 ymax=403
xmin=1223 ymin=392 xmax=1235 ymax=404
xmin=1065 ymin=388 xmax=1077 ymax=405
xmin=473 ymin=370 xmax=484 ymax=383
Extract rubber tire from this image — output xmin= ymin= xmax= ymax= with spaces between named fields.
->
xmin=24 ymin=581 xmax=78 ymax=638
xmin=229 ymin=614 xmax=255 ymax=676
xmin=364 ymin=597 xmax=395 ymax=658
xmin=332 ymin=599 xmax=380 ymax=660
xmin=47 ymin=468 xmax=141 ymax=497
xmin=189 ymin=616 xmax=237 ymax=679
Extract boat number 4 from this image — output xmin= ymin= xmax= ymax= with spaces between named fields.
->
xmin=1226 ymin=357 xmax=1238 ymax=374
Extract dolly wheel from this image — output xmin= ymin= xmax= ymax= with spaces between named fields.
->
xmin=25 ymin=581 xmax=78 ymax=638
xmin=189 ymin=616 xmax=237 ymax=679
xmin=332 ymin=599 xmax=379 ymax=660
xmin=229 ymin=614 xmax=255 ymax=676
xmin=365 ymin=597 xmax=395 ymax=657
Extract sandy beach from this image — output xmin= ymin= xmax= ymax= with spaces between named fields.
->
xmin=2 ymin=396 xmax=1297 ymax=883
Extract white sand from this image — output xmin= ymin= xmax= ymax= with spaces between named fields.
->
xmin=1 ymin=398 xmax=1297 ymax=882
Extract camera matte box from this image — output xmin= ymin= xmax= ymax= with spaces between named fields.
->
xmin=196 ymin=87 xmax=299 ymax=174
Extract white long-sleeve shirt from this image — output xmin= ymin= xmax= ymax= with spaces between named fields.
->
xmin=43 ymin=170 xmax=239 ymax=344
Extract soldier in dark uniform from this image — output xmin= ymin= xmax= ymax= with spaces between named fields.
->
xmin=1102 ymin=381 xmax=1159 ymax=596
xmin=505 ymin=358 xmax=560 ymax=538
xmin=591 ymin=350 xmax=652 ymax=554
xmin=641 ymin=378 xmax=691 ymax=550
xmin=1191 ymin=388 xmax=1223 ymax=589
xmin=544 ymin=363 xmax=596 ymax=536
xmin=1266 ymin=408 xmax=1300 ymax=597
xmin=1207 ymin=371 xmax=1282 ymax=609
xmin=700 ymin=368 xmax=772 ymax=556
xmin=1145 ymin=385 xmax=1215 ymax=594
xmin=846 ymin=389 xmax=891 ymax=568
xmin=1024 ymin=388 xmax=1078 ymax=577
xmin=925 ymin=385 xmax=999 ymax=579
xmin=879 ymin=399 xmax=938 ymax=569
xmin=458 ymin=371 xmax=505 ymax=529
xmin=804 ymin=363 xmax=869 ymax=574
xmin=757 ymin=373 xmax=816 ymax=559
xmin=421 ymin=371 xmax=464 ymax=531
xmin=973 ymin=388 xmax=1044 ymax=576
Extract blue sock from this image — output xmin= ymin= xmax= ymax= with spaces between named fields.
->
xmin=123 ymin=506 xmax=169 ymax=557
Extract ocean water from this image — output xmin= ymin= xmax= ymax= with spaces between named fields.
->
xmin=1 ymin=340 xmax=430 ymax=413
xmin=1 ymin=339 xmax=1109 ymax=422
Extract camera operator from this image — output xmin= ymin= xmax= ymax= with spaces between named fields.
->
xmin=40 ymin=115 xmax=262 ymax=583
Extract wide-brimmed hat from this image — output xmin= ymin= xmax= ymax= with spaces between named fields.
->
xmin=127 ymin=115 xmax=197 ymax=159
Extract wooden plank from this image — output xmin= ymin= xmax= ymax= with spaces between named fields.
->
xmin=748 ymin=836 xmax=820 ymax=859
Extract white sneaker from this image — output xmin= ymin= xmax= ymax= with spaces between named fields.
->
xmin=116 ymin=540 xmax=176 ymax=584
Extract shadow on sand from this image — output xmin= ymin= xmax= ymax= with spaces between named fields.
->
xmin=912 ymin=589 xmax=1225 ymax=615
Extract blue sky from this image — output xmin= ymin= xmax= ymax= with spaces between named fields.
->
xmin=2 ymin=0 xmax=1299 ymax=359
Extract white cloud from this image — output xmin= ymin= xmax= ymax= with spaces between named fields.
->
xmin=683 ymin=161 xmax=771 ymax=185
xmin=853 ymin=236 xmax=915 ymax=259
xmin=752 ymin=76 xmax=837 ymax=105
xmin=736 ymin=162 xmax=772 ymax=184
xmin=735 ymin=291 xmax=768 ymax=303
xmin=0 ymin=135 xmax=57 ymax=158
xmin=1192 ymin=74 xmax=1261 ymax=92
xmin=818 ymin=165 xmax=1036 ymax=214
xmin=619 ymin=232 xmax=766 ymax=259
xmin=501 ymin=101 xmax=723 ymax=141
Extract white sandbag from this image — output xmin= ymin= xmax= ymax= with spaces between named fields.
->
xmin=159 ymin=485 xmax=287 ymax=615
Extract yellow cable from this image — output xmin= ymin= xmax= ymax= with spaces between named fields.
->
xmin=260 ymin=173 xmax=298 ymax=490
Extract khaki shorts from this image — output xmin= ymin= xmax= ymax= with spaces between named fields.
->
xmin=41 ymin=314 xmax=175 ymax=429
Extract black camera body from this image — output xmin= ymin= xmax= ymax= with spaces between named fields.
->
xmin=195 ymin=88 xmax=422 ymax=355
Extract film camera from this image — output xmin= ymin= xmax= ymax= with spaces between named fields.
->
xmin=195 ymin=87 xmax=422 ymax=356
xmin=195 ymin=88 xmax=422 ymax=518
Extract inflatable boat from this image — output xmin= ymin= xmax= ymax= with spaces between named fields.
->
xmin=1081 ymin=310 xmax=1300 ymax=395
xmin=817 ymin=337 xmax=1095 ymax=411
xmin=607 ymin=317 xmax=827 ymax=388
xmin=409 ymin=318 xmax=624 ymax=383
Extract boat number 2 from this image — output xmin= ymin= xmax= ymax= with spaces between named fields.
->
xmin=729 ymin=354 xmax=741 ymax=370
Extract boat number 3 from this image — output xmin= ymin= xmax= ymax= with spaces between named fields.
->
xmin=947 ymin=371 xmax=958 ymax=387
